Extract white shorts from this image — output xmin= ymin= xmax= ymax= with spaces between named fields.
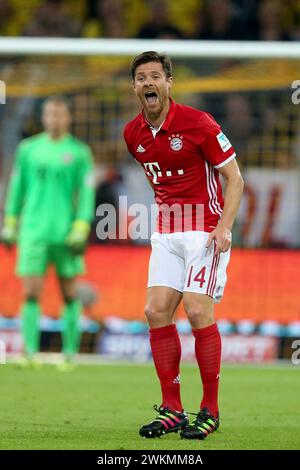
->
xmin=148 ymin=231 xmax=231 ymax=303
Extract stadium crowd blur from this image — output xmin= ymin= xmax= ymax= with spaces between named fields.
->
xmin=1 ymin=0 xmax=300 ymax=41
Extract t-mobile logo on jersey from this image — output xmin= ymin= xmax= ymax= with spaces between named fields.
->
xmin=143 ymin=162 xmax=161 ymax=185
xmin=143 ymin=162 xmax=184 ymax=185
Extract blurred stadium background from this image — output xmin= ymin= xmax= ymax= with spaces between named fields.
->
xmin=0 ymin=0 xmax=300 ymax=367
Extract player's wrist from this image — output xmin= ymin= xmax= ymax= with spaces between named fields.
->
xmin=1 ymin=215 xmax=18 ymax=245
xmin=66 ymin=220 xmax=90 ymax=255
xmin=4 ymin=215 xmax=18 ymax=229
xmin=71 ymin=220 xmax=90 ymax=237
xmin=217 ymin=219 xmax=232 ymax=232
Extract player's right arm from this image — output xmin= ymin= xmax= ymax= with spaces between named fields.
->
xmin=198 ymin=112 xmax=244 ymax=255
xmin=1 ymin=142 xmax=27 ymax=245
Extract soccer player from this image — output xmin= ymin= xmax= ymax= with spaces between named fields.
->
xmin=1 ymin=96 xmax=95 ymax=367
xmin=124 ymin=52 xmax=244 ymax=440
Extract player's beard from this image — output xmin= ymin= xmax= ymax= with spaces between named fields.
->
xmin=146 ymin=105 xmax=162 ymax=122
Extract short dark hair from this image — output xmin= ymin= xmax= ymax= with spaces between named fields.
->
xmin=131 ymin=51 xmax=172 ymax=80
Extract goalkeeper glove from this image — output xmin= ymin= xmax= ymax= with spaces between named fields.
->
xmin=66 ymin=220 xmax=90 ymax=255
xmin=1 ymin=216 xmax=18 ymax=247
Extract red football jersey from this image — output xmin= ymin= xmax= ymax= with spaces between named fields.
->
xmin=124 ymin=99 xmax=236 ymax=233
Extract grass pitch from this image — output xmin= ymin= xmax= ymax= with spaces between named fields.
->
xmin=0 ymin=362 xmax=299 ymax=450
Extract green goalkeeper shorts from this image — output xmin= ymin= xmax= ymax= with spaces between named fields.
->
xmin=16 ymin=242 xmax=85 ymax=278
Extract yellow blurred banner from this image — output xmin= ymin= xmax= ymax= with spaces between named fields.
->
xmin=3 ymin=58 xmax=300 ymax=97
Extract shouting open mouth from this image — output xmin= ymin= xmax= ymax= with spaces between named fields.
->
xmin=144 ymin=91 xmax=158 ymax=106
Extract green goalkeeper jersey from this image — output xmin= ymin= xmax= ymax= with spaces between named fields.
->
xmin=5 ymin=132 xmax=95 ymax=243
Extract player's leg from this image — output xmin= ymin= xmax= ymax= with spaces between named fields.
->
xmin=146 ymin=286 xmax=183 ymax=409
xmin=140 ymin=286 xmax=188 ymax=438
xmin=139 ymin=233 xmax=188 ymax=438
xmin=21 ymin=276 xmax=44 ymax=360
xmin=51 ymin=245 xmax=84 ymax=362
xmin=180 ymin=292 xmax=221 ymax=439
xmin=58 ymin=276 xmax=82 ymax=361
xmin=180 ymin=231 xmax=230 ymax=440
xmin=16 ymin=241 xmax=47 ymax=363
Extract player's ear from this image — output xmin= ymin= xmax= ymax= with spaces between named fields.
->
xmin=167 ymin=75 xmax=173 ymax=89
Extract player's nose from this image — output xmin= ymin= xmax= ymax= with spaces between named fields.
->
xmin=144 ymin=76 xmax=154 ymax=87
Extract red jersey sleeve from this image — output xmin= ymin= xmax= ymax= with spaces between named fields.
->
xmin=124 ymin=122 xmax=141 ymax=166
xmin=198 ymin=112 xmax=236 ymax=168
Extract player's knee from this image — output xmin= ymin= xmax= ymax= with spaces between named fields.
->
xmin=144 ymin=304 xmax=156 ymax=322
xmin=25 ymin=295 xmax=39 ymax=303
xmin=60 ymin=279 xmax=77 ymax=301
xmin=23 ymin=278 xmax=43 ymax=299
xmin=184 ymin=303 xmax=214 ymax=328
xmin=144 ymin=304 xmax=165 ymax=323
xmin=24 ymin=287 xmax=41 ymax=300
xmin=63 ymin=295 xmax=77 ymax=305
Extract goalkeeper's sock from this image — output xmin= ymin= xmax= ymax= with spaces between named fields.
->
xmin=61 ymin=299 xmax=82 ymax=357
xmin=193 ymin=323 xmax=221 ymax=418
xmin=21 ymin=299 xmax=41 ymax=356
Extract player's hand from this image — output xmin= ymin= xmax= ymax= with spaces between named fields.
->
xmin=206 ymin=223 xmax=232 ymax=256
xmin=66 ymin=220 xmax=90 ymax=255
xmin=1 ymin=216 xmax=18 ymax=248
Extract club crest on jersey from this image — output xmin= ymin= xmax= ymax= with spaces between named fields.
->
xmin=169 ymin=134 xmax=183 ymax=151
xmin=63 ymin=153 xmax=73 ymax=164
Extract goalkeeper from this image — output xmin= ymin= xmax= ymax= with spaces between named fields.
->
xmin=1 ymin=96 xmax=95 ymax=365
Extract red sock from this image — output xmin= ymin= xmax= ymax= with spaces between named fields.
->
xmin=149 ymin=324 xmax=183 ymax=412
xmin=193 ymin=323 xmax=221 ymax=418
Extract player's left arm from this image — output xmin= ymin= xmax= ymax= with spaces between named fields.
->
xmin=66 ymin=145 xmax=95 ymax=254
xmin=206 ymin=159 xmax=244 ymax=255
xmin=75 ymin=145 xmax=95 ymax=223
